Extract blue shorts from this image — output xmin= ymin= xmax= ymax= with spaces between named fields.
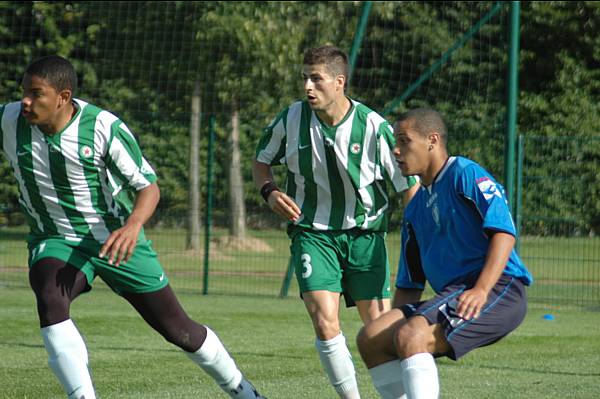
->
xmin=400 ymin=273 xmax=527 ymax=360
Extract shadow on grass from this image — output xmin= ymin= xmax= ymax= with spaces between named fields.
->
xmin=0 ymin=341 xmax=309 ymax=360
xmin=442 ymin=360 xmax=600 ymax=377
xmin=0 ymin=341 xmax=175 ymax=353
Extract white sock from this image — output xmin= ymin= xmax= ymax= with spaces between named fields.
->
xmin=41 ymin=319 xmax=96 ymax=399
xmin=186 ymin=327 xmax=260 ymax=398
xmin=400 ymin=353 xmax=439 ymax=399
xmin=316 ymin=333 xmax=361 ymax=399
xmin=368 ymin=360 xmax=407 ymax=399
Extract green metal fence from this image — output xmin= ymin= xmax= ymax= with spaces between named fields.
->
xmin=1 ymin=2 xmax=598 ymax=307
xmin=516 ymin=135 xmax=600 ymax=306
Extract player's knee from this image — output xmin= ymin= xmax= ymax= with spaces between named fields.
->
xmin=32 ymin=286 xmax=71 ymax=326
xmin=394 ymin=322 xmax=430 ymax=359
xmin=313 ymin=318 xmax=340 ymax=340
xmin=394 ymin=322 xmax=419 ymax=355
xmin=160 ymin=319 xmax=206 ymax=352
xmin=30 ymin=270 xmax=66 ymax=307
xmin=355 ymin=324 xmax=375 ymax=356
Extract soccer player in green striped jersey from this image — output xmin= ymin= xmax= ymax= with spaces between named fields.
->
xmin=253 ymin=46 xmax=418 ymax=399
xmin=1 ymin=56 xmax=264 ymax=399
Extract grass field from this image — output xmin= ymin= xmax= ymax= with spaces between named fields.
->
xmin=1 ymin=226 xmax=599 ymax=398
xmin=1 ymin=286 xmax=600 ymax=398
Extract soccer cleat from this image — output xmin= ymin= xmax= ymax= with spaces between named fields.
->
xmin=228 ymin=378 xmax=267 ymax=399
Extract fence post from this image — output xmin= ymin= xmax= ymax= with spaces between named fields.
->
xmin=515 ymin=134 xmax=524 ymax=253
xmin=203 ymin=115 xmax=216 ymax=295
xmin=279 ymin=258 xmax=295 ymax=298
xmin=504 ymin=1 xmax=520 ymax=213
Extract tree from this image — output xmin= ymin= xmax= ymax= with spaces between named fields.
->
xmin=187 ymin=81 xmax=202 ymax=249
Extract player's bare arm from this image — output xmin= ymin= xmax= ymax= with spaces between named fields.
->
xmin=99 ymin=182 xmax=160 ymax=266
xmin=252 ymin=159 xmax=300 ymax=222
xmin=457 ymin=231 xmax=516 ymax=320
xmin=401 ymin=181 xmax=420 ymax=206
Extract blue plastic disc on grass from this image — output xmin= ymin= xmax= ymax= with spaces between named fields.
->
xmin=542 ymin=314 xmax=555 ymax=320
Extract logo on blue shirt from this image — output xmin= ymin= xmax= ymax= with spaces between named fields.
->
xmin=476 ymin=177 xmax=503 ymax=201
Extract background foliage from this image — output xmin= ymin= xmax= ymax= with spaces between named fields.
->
xmin=1 ymin=1 xmax=599 ymax=234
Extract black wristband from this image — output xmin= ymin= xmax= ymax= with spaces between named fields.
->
xmin=260 ymin=181 xmax=279 ymax=202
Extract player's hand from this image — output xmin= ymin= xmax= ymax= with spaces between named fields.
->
xmin=99 ymin=221 xmax=143 ymax=267
xmin=456 ymin=287 xmax=488 ymax=320
xmin=267 ymin=191 xmax=301 ymax=222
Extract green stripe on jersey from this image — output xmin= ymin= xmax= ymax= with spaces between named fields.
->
xmin=297 ymin=102 xmax=317 ymax=224
xmin=322 ymin=124 xmax=345 ymax=229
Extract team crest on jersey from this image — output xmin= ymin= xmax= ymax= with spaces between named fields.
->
xmin=477 ymin=177 xmax=503 ymax=201
xmin=79 ymin=145 xmax=93 ymax=159
xmin=350 ymin=143 xmax=361 ymax=154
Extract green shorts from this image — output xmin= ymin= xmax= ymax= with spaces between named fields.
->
xmin=288 ymin=226 xmax=391 ymax=306
xmin=27 ymin=237 xmax=169 ymax=295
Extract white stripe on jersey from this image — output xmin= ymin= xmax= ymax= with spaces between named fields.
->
xmin=1 ymin=104 xmax=44 ymax=232
xmin=94 ymin=110 xmax=124 ymax=219
xmin=360 ymin=113 xmax=378 ymax=188
xmin=257 ymin=117 xmax=287 ymax=165
xmin=108 ymin=136 xmax=153 ymax=191
xmin=311 ymin=112 xmax=334 ymax=230
xmin=30 ymin=126 xmax=79 ymax=241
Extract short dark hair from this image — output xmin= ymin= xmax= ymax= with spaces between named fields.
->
xmin=303 ymin=45 xmax=349 ymax=80
xmin=397 ymin=108 xmax=448 ymax=145
xmin=25 ymin=55 xmax=77 ymax=93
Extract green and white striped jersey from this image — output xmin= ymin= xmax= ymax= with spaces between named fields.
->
xmin=0 ymin=99 xmax=156 ymax=244
xmin=255 ymin=99 xmax=412 ymax=231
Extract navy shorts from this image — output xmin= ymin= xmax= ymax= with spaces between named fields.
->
xmin=400 ymin=273 xmax=527 ymax=360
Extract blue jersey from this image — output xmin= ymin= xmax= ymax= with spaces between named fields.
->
xmin=395 ymin=156 xmax=532 ymax=293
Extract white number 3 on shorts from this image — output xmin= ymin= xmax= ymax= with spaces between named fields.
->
xmin=301 ymin=253 xmax=312 ymax=278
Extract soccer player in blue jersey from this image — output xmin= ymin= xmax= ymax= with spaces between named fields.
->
xmin=1 ymin=56 xmax=264 ymax=399
xmin=355 ymin=108 xmax=532 ymax=398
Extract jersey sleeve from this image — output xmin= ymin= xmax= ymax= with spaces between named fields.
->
xmin=255 ymin=108 xmax=287 ymax=166
xmin=105 ymin=120 xmax=157 ymax=192
xmin=395 ymin=221 xmax=426 ymax=290
xmin=457 ymin=164 xmax=517 ymax=236
xmin=378 ymin=122 xmax=417 ymax=192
